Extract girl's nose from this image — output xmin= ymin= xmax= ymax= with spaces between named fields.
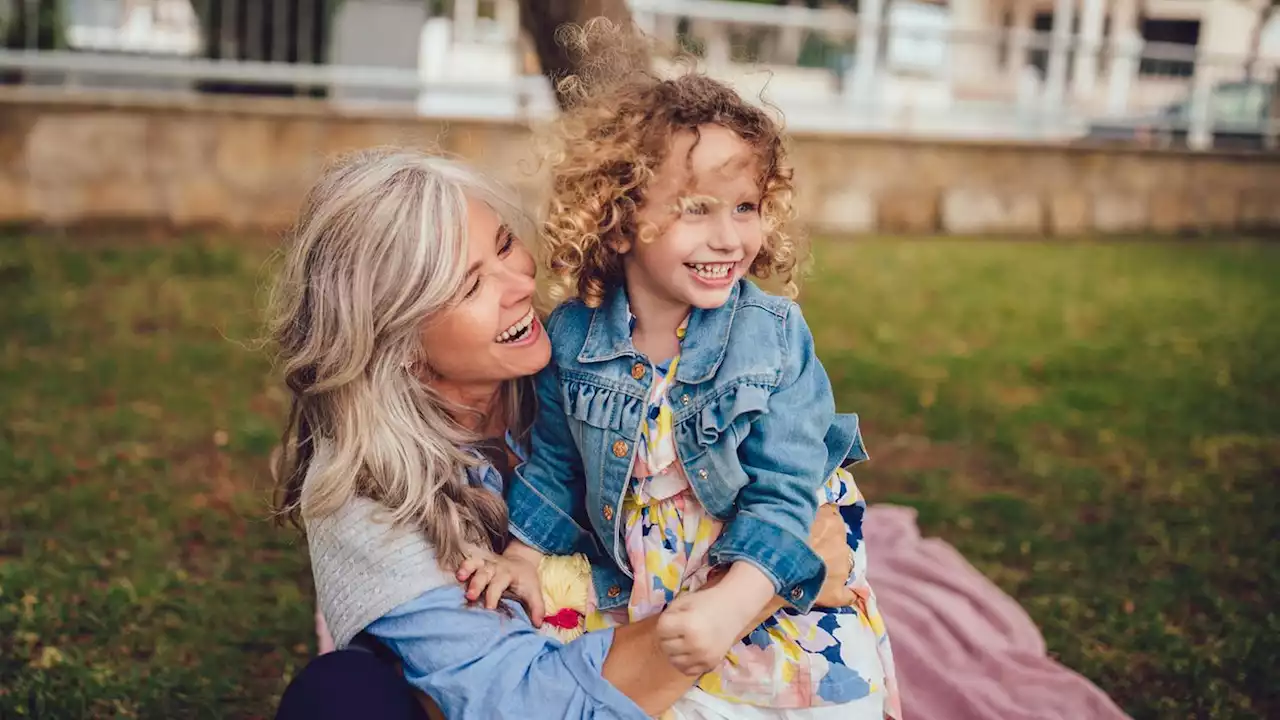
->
xmin=707 ymin=214 xmax=745 ymax=252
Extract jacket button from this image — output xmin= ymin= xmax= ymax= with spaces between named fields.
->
xmin=790 ymin=587 xmax=804 ymax=602
xmin=602 ymin=504 xmax=615 ymax=521
xmin=607 ymin=585 xmax=622 ymax=598
xmin=612 ymin=440 xmax=629 ymax=458
xmin=697 ymin=468 xmax=708 ymax=480
xmin=680 ymin=394 xmax=691 ymax=405
xmin=631 ymin=363 xmax=645 ymax=380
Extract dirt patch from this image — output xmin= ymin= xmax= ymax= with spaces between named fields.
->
xmin=862 ymin=432 xmax=1018 ymax=495
xmin=989 ymin=382 xmax=1043 ymax=409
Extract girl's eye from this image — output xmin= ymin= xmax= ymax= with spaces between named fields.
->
xmin=499 ymin=229 xmax=516 ymax=256
xmin=735 ymin=202 xmax=759 ymax=214
xmin=684 ymin=202 xmax=709 ymax=216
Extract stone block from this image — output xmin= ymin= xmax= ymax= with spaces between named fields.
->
xmin=877 ymin=190 xmax=939 ymax=234
xmin=22 ymin=113 xmax=147 ymax=224
xmin=940 ymin=188 xmax=1042 ymax=235
xmin=0 ymin=108 xmax=35 ymax=173
xmin=0 ymin=174 xmax=31 ymax=222
xmin=1092 ymin=193 xmax=1148 ymax=234
xmin=1047 ymin=192 xmax=1090 ymax=236
xmin=1198 ymin=191 xmax=1239 ymax=231
xmin=214 ymin=116 xmax=276 ymax=192
xmin=446 ymin=123 xmax=540 ymax=179
xmin=26 ymin=113 xmax=149 ymax=186
xmin=816 ymin=186 xmax=876 ymax=235
xmin=1148 ymin=190 xmax=1196 ymax=234
xmin=1238 ymin=191 xmax=1280 ymax=229
xmin=319 ymin=118 xmax=442 ymax=161
xmin=162 ymin=177 xmax=239 ymax=227
xmin=83 ymin=180 xmax=161 ymax=220
xmin=149 ymin=115 xmax=219 ymax=180
xmin=253 ymin=191 xmax=309 ymax=230
xmin=213 ymin=116 xmax=323 ymax=195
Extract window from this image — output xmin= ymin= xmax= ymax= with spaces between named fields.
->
xmin=1138 ymin=18 xmax=1199 ymax=77
xmin=1210 ymin=82 xmax=1269 ymax=127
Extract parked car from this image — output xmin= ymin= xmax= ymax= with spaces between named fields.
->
xmin=1083 ymin=80 xmax=1276 ymax=151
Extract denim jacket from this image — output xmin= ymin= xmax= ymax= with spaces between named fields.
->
xmin=507 ymin=280 xmax=866 ymax=614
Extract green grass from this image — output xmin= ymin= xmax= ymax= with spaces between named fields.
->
xmin=1 ymin=233 xmax=1277 ymax=718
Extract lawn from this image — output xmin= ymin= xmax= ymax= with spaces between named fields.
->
xmin=1 ymin=233 xmax=1277 ymax=718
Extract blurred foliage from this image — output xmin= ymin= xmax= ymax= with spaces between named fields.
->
xmin=1 ymin=0 xmax=67 ymax=51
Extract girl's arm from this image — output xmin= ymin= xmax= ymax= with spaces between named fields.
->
xmin=707 ymin=303 xmax=843 ymax=613
xmin=507 ymin=352 xmax=592 ymax=556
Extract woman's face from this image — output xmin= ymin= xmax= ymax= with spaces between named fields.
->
xmin=418 ymin=199 xmax=551 ymax=402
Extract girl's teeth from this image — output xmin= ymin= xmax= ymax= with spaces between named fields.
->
xmin=691 ymin=263 xmax=731 ymax=279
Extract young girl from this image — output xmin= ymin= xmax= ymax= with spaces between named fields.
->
xmin=464 ymin=50 xmax=900 ymax=720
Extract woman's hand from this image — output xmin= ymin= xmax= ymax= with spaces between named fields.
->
xmin=810 ymin=504 xmax=856 ymax=608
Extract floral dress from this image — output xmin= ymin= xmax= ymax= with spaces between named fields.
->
xmin=584 ymin=316 xmax=902 ymax=718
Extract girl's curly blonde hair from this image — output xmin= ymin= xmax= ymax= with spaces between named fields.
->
xmin=541 ymin=21 xmax=803 ymax=308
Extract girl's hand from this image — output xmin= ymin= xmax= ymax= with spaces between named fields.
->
xmin=810 ymin=504 xmax=856 ymax=608
xmin=456 ymin=553 xmax=546 ymax=626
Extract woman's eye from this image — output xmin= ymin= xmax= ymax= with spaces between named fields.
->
xmin=500 ymin=234 xmax=515 ymax=256
xmin=736 ymin=202 xmax=759 ymax=214
xmin=684 ymin=202 xmax=708 ymax=216
xmin=463 ymin=278 xmax=481 ymax=299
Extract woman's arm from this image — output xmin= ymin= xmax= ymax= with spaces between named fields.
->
xmin=367 ymin=586 xmax=649 ymax=720
xmin=601 ymin=597 xmax=791 ymax=713
xmin=368 ymin=509 xmax=852 ymax=719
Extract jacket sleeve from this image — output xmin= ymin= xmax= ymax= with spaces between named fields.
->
xmin=708 ymin=304 xmax=834 ymax=613
xmin=506 ymin=314 xmax=591 ymax=555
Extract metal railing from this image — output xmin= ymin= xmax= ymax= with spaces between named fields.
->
xmin=0 ymin=0 xmax=1275 ymax=150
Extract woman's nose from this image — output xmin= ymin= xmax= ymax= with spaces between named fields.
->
xmin=500 ymin=263 xmax=536 ymax=305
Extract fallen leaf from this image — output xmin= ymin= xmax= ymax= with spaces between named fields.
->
xmin=31 ymin=646 xmax=65 ymax=669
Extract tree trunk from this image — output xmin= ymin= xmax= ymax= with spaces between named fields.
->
xmin=1245 ymin=1 xmax=1277 ymax=81
xmin=519 ymin=0 xmax=636 ymax=109
xmin=1244 ymin=1 xmax=1280 ymax=149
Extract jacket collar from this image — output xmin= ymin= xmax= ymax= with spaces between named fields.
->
xmin=577 ymin=281 xmax=739 ymax=385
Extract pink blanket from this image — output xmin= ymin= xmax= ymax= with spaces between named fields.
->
xmin=864 ymin=505 xmax=1130 ymax=720
xmin=313 ymin=505 xmax=1130 ymax=718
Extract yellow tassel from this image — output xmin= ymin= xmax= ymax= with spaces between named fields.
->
xmin=537 ymin=553 xmax=592 ymax=643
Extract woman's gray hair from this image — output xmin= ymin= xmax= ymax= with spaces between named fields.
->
xmin=270 ymin=147 xmax=531 ymax=569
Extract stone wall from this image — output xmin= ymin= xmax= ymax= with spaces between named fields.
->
xmin=2 ymin=88 xmax=1278 ymax=235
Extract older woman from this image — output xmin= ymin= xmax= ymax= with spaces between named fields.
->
xmin=269 ymin=149 xmax=854 ymax=720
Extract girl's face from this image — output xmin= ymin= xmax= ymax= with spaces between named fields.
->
xmin=418 ymin=199 xmax=551 ymax=404
xmin=627 ymin=124 xmax=765 ymax=315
